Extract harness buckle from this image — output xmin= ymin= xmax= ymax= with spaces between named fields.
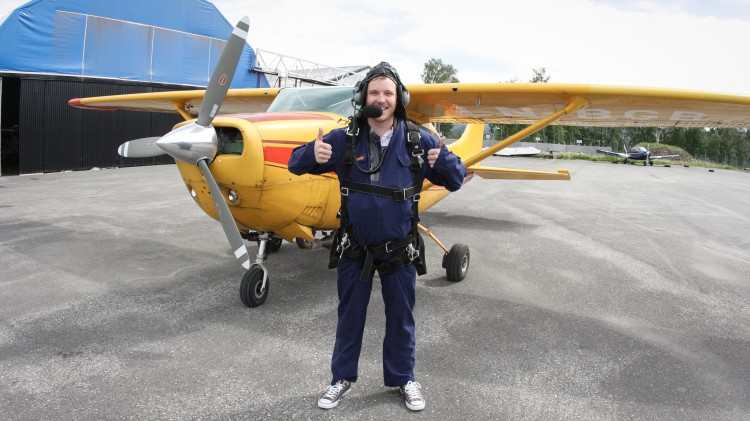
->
xmin=406 ymin=243 xmax=419 ymax=261
xmin=337 ymin=232 xmax=350 ymax=259
xmin=394 ymin=187 xmax=412 ymax=201
xmin=413 ymin=193 xmax=420 ymax=202
xmin=384 ymin=241 xmax=392 ymax=253
xmin=346 ymin=125 xmax=359 ymax=137
xmin=340 ymin=187 xmax=349 ymax=196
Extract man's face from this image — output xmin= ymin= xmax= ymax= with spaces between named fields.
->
xmin=365 ymin=76 xmax=398 ymax=123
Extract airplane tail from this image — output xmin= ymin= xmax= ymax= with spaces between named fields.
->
xmin=622 ymin=138 xmax=630 ymax=153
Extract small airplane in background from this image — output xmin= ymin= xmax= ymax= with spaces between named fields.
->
xmin=68 ymin=17 xmax=750 ymax=307
xmin=596 ymin=140 xmax=679 ymax=165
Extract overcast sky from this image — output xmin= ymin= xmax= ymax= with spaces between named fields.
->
xmin=3 ymin=0 xmax=750 ymax=94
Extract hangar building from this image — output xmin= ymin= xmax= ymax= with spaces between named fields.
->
xmin=0 ymin=0 xmax=270 ymax=175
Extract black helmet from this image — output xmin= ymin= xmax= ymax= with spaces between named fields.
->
xmin=352 ymin=62 xmax=410 ymax=119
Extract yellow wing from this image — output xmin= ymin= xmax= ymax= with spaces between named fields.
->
xmin=405 ymin=83 xmax=750 ymax=129
xmin=69 ymin=88 xmax=280 ymax=119
xmin=70 ymin=82 xmax=750 ymax=129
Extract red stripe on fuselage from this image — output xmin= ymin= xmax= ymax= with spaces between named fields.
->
xmin=264 ymin=144 xmax=300 ymax=166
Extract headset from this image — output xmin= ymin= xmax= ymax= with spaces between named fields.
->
xmin=352 ymin=62 xmax=410 ymax=118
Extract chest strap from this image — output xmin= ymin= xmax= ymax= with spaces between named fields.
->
xmin=340 ymin=179 xmax=421 ymax=202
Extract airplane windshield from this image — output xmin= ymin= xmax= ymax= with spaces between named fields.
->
xmin=267 ymin=86 xmax=355 ymax=117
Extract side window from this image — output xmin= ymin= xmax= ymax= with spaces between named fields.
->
xmin=216 ymin=127 xmax=243 ymax=155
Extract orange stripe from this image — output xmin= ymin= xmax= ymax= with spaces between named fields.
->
xmin=264 ymin=145 xmax=296 ymax=166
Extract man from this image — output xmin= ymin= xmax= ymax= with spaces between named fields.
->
xmin=288 ymin=62 xmax=466 ymax=411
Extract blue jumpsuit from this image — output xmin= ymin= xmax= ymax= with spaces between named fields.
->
xmin=288 ymin=119 xmax=466 ymax=387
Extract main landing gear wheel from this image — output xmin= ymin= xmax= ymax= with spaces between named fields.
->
xmin=442 ymin=243 xmax=470 ymax=282
xmin=240 ymin=265 xmax=268 ymax=307
xmin=295 ymin=237 xmax=310 ymax=249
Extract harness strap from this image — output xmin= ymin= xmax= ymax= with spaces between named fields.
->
xmin=342 ymin=235 xmax=416 ymax=280
xmin=340 ymin=179 xmax=420 ymax=202
xmin=337 ymin=119 xmax=426 ymax=281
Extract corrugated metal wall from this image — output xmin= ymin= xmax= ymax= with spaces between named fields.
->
xmin=19 ymin=78 xmax=184 ymax=174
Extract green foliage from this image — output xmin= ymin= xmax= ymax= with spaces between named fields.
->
xmin=421 ymin=58 xmax=459 ymax=84
xmin=529 ymin=67 xmax=550 ymax=83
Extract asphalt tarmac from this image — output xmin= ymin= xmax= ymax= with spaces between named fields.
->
xmin=1 ymin=158 xmax=749 ymax=420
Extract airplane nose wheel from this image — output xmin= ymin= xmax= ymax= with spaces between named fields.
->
xmin=442 ymin=243 xmax=470 ymax=282
xmin=240 ymin=234 xmax=271 ymax=307
xmin=240 ymin=265 xmax=268 ymax=307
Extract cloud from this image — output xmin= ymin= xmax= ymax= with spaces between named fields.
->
xmin=2 ymin=0 xmax=749 ymax=94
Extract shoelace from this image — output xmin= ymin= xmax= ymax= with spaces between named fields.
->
xmin=322 ymin=382 xmax=346 ymax=400
xmin=402 ymin=381 xmax=422 ymax=400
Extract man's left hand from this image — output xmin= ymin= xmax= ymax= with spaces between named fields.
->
xmin=427 ymin=135 xmax=446 ymax=167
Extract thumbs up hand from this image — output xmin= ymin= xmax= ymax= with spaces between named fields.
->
xmin=314 ymin=127 xmax=332 ymax=163
xmin=427 ymin=135 xmax=446 ymax=167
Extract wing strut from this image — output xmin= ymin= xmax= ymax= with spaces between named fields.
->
xmin=464 ymin=96 xmax=589 ymax=167
xmin=170 ymin=100 xmax=193 ymax=120
xmin=421 ymin=96 xmax=588 ymax=191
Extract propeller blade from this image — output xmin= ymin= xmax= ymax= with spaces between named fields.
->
xmin=117 ymin=137 xmax=164 ymax=158
xmin=197 ymin=16 xmax=249 ymax=127
xmin=197 ymin=159 xmax=251 ymax=270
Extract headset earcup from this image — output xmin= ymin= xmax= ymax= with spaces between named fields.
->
xmin=352 ymin=81 xmax=363 ymax=106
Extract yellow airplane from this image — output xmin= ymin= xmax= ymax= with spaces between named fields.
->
xmin=69 ymin=18 xmax=750 ymax=307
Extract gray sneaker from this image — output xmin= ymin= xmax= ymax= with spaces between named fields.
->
xmin=318 ymin=380 xmax=351 ymax=409
xmin=399 ymin=380 xmax=425 ymax=411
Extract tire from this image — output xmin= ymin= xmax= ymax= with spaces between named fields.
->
xmin=443 ymin=243 xmax=470 ymax=282
xmin=240 ymin=266 xmax=268 ymax=307
xmin=267 ymin=237 xmax=283 ymax=253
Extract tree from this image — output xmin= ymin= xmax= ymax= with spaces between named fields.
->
xmin=421 ymin=58 xmax=459 ymax=84
xmin=529 ymin=67 xmax=550 ymax=83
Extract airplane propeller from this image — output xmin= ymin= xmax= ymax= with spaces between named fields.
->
xmin=120 ymin=17 xmax=252 ymax=270
xmin=117 ymin=137 xmax=165 ymax=158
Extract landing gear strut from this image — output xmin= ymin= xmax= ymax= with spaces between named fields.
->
xmin=418 ymin=224 xmax=470 ymax=282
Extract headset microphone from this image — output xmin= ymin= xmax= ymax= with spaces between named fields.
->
xmin=360 ymin=105 xmax=383 ymax=119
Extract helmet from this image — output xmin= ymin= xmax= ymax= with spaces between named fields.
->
xmin=352 ymin=61 xmax=410 ymax=119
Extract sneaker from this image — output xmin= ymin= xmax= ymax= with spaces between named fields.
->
xmin=318 ymin=380 xmax=351 ymax=409
xmin=399 ymin=380 xmax=425 ymax=411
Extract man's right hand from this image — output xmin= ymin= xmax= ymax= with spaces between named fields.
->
xmin=314 ymin=127 xmax=332 ymax=163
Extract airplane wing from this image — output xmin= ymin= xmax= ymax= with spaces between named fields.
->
xmin=70 ymin=82 xmax=750 ymax=129
xmin=595 ymin=149 xmax=628 ymax=158
xmin=405 ymin=83 xmax=750 ymax=128
xmin=405 ymin=83 xmax=750 ymax=168
xmin=650 ymin=154 xmax=680 ymax=159
xmin=69 ymin=88 xmax=281 ymax=117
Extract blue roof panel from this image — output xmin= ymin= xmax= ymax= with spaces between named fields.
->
xmin=0 ymin=0 xmax=268 ymax=88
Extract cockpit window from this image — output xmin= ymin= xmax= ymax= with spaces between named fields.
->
xmin=267 ymin=86 xmax=355 ymax=117
xmin=216 ymin=127 xmax=243 ymax=155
